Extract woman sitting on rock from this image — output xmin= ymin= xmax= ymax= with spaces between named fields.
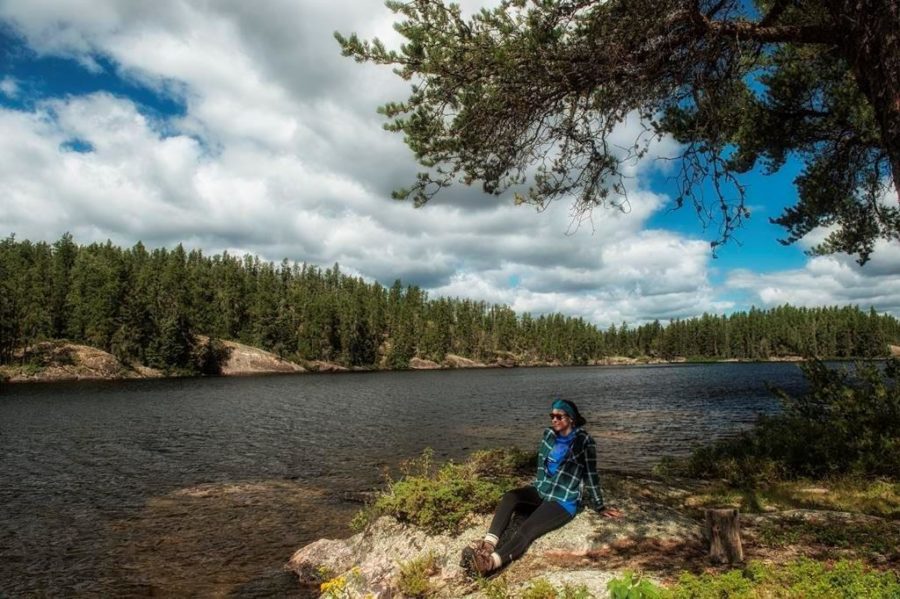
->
xmin=461 ymin=398 xmax=621 ymax=576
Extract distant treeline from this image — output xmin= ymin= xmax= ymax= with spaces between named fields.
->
xmin=1 ymin=234 xmax=898 ymax=372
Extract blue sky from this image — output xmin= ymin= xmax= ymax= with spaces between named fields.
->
xmin=1 ymin=29 xmax=179 ymax=116
xmin=1 ymin=0 xmax=898 ymax=326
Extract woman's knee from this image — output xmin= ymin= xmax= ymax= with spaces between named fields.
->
xmin=519 ymin=506 xmax=571 ymax=539
xmin=499 ymin=486 xmax=533 ymax=506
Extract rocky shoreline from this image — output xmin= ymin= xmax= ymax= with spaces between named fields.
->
xmin=284 ymin=472 xmax=900 ymax=598
xmin=0 ymin=339 xmax=827 ymax=384
xmin=285 ymin=472 xmax=700 ymax=598
xmin=0 ymin=340 xmax=304 ymax=383
xmin=6 ymin=341 xmax=897 ymax=385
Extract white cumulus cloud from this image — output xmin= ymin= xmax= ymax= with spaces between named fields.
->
xmin=727 ymin=239 xmax=900 ymax=315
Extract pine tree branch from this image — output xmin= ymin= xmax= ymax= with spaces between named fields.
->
xmin=759 ymin=0 xmax=790 ymax=27
xmin=706 ymin=20 xmax=837 ymax=44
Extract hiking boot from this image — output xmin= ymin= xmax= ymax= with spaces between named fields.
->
xmin=471 ymin=539 xmax=495 ymax=557
xmin=460 ymin=545 xmax=495 ymax=577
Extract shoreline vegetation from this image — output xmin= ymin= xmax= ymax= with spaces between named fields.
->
xmin=3 ymin=235 xmax=900 ymax=384
xmin=3 ymin=339 xmax=900 ymax=384
xmin=0 ymin=234 xmax=900 ymax=379
xmin=287 ymin=360 xmax=900 ymax=597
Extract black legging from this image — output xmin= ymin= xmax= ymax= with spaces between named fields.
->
xmin=487 ymin=486 xmax=574 ymax=565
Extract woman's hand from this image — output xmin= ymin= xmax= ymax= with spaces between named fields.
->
xmin=597 ymin=506 xmax=624 ymax=519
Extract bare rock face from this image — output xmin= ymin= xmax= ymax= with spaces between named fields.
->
xmin=286 ymin=516 xmax=487 ymax=596
xmin=304 ymin=360 xmax=349 ymax=373
xmin=3 ymin=342 xmax=163 ymax=382
xmin=443 ymin=354 xmax=487 ymax=369
xmin=286 ymin=538 xmax=356 ymax=583
xmin=409 ymin=357 xmax=441 ymax=370
xmin=219 ymin=340 xmax=305 ymax=375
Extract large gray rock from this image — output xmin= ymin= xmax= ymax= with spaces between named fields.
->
xmin=285 ymin=475 xmax=702 ymax=598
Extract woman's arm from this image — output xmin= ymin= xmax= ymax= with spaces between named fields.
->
xmin=581 ymin=436 xmax=605 ymax=511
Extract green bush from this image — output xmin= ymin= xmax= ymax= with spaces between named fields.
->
xmin=396 ymin=552 xmax=438 ymax=598
xmin=559 ymin=584 xmax=594 ymax=599
xmin=606 ymin=560 xmax=899 ymax=598
xmin=607 ymin=571 xmax=663 ymax=599
xmin=353 ymin=447 xmax=531 ymax=534
xmin=668 ymin=559 xmax=900 ymax=598
xmin=668 ymin=568 xmax=754 ymax=598
xmin=672 ymin=359 xmax=900 ymax=483
xmin=520 ymin=578 xmax=594 ymax=599
xmin=478 ymin=574 xmax=512 ymax=599
xmin=753 ymin=559 xmax=900 ymax=597
xmin=521 ymin=578 xmax=558 ymax=599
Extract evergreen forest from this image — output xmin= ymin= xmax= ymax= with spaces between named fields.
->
xmin=2 ymin=235 xmax=898 ymax=373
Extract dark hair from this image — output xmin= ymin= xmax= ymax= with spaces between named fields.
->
xmin=560 ymin=399 xmax=587 ymax=428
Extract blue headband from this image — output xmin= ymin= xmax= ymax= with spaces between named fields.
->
xmin=551 ymin=399 xmax=575 ymax=417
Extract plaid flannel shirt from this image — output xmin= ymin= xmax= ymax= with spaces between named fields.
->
xmin=533 ymin=428 xmax=605 ymax=512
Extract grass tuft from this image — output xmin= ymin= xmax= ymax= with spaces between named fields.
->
xmin=396 ymin=552 xmax=439 ymax=598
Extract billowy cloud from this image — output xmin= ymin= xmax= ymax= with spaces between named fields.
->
xmin=727 ymin=239 xmax=900 ymax=315
xmin=0 ymin=0 xmax=896 ymax=325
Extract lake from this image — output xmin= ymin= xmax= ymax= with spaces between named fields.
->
xmin=0 ymin=363 xmax=807 ymax=597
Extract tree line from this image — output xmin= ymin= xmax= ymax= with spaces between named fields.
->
xmin=1 ymin=234 xmax=897 ymax=372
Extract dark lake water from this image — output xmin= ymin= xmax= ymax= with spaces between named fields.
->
xmin=0 ymin=363 xmax=808 ymax=597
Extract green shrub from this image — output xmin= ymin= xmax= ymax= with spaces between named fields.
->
xmin=521 ymin=578 xmax=558 ymax=599
xmin=520 ymin=578 xmax=594 ymax=599
xmin=673 ymin=359 xmax=900 ymax=483
xmin=396 ymin=552 xmax=438 ymax=598
xmin=352 ymin=448 xmax=529 ymax=534
xmin=370 ymin=463 xmax=503 ymax=533
xmin=607 ymin=571 xmax=663 ymax=599
xmin=668 ymin=568 xmax=754 ymax=599
xmin=668 ymin=559 xmax=900 ymax=598
xmin=607 ymin=560 xmax=900 ymax=598
xmin=478 ymin=574 xmax=512 ymax=599
xmin=748 ymin=558 xmax=900 ymax=598
xmin=19 ymin=360 xmax=44 ymax=377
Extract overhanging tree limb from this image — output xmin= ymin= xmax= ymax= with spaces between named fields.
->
xmin=337 ymin=0 xmax=900 ymax=263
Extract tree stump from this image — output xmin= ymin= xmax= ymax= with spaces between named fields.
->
xmin=705 ymin=508 xmax=743 ymax=564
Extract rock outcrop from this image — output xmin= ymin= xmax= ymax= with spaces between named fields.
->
xmin=218 ymin=340 xmax=305 ymax=375
xmin=0 ymin=342 xmax=163 ymax=382
xmin=409 ymin=357 xmax=441 ymax=369
xmin=0 ymin=339 xmax=304 ymax=382
xmin=443 ymin=354 xmax=487 ymax=369
xmin=286 ymin=474 xmax=704 ymax=598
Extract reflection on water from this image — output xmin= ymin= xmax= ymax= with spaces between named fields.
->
xmin=107 ymin=481 xmax=353 ymax=597
xmin=0 ymin=363 xmax=805 ymax=596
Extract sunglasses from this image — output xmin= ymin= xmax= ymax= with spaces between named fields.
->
xmin=549 ymin=412 xmax=570 ymax=421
